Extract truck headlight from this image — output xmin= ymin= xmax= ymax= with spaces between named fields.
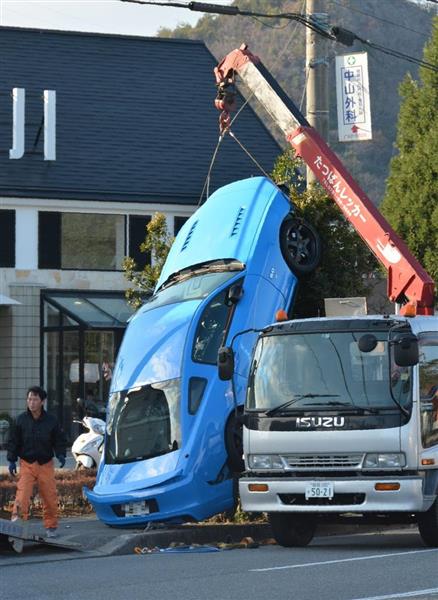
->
xmin=363 ymin=453 xmax=405 ymax=469
xmin=248 ymin=454 xmax=283 ymax=470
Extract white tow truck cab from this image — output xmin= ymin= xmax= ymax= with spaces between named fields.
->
xmin=233 ymin=314 xmax=438 ymax=547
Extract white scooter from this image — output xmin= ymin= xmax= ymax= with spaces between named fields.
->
xmin=72 ymin=416 xmax=105 ymax=469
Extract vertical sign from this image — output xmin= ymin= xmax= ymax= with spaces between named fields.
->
xmin=10 ymin=88 xmax=25 ymax=159
xmin=44 ymin=90 xmax=56 ymax=161
xmin=9 ymin=88 xmax=56 ymax=160
xmin=335 ymin=52 xmax=372 ymax=142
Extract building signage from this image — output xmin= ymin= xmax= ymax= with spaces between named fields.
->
xmin=10 ymin=88 xmax=56 ymax=160
xmin=335 ymin=52 xmax=372 ymax=142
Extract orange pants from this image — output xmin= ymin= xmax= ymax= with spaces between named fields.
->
xmin=12 ymin=459 xmax=59 ymax=529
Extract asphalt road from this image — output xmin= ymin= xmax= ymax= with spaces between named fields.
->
xmin=2 ymin=529 xmax=438 ymax=600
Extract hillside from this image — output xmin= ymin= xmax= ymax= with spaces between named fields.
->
xmin=159 ymin=0 xmax=436 ymax=204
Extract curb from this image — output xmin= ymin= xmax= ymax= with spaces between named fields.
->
xmin=98 ymin=523 xmax=272 ymax=556
xmin=97 ymin=522 xmax=419 ymax=556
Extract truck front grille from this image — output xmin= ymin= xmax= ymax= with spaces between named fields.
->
xmin=283 ymin=454 xmax=363 ymax=470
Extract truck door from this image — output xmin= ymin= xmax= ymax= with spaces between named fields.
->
xmin=419 ymin=333 xmax=438 ymax=448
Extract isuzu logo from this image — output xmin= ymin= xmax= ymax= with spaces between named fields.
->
xmin=296 ymin=416 xmax=345 ymax=428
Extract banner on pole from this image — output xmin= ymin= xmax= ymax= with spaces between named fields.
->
xmin=335 ymin=52 xmax=372 ymax=142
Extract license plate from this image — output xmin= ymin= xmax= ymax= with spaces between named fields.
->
xmin=305 ymin=481 xmax=334 ymax=500
xmin=124 ymin=501 xmax=150 ymax=517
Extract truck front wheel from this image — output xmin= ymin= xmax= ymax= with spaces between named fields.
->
xmin=269 ymin=513 xmax=316 ymax=547
xmin=225 ymin=409 xmax=244 ymax=473
xmin=418 ymin=499 xmax=438 ymax=547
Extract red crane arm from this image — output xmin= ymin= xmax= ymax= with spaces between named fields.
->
xmin=214 ymin=44 xmax=435 ymax=316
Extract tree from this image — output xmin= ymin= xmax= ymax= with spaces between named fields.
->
xmin=272 ymin=149 xmax=377 ymax=317
xmin=123 ymin=212 xmax=173 ymax=308
xmin=380 ymin=18 xmax=438 ymax=284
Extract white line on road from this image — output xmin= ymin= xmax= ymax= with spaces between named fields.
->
xmin=350 ymin=587 xmax=438 ymax=600
xmin=250 ymin=547 xmax=438 ymax=572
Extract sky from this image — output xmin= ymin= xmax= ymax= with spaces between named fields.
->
xmin=0 ymin=0 xmax=227 ymax=36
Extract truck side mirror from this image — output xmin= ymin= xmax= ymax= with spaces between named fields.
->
xmin=358 ymin=334 xmax=378 ymax=353
xmin=225 ymin=284 xmax=243 ymax=307
xmin=218 ymin=346 xmax=234 ymax=380
xmin=393 ymin=333 xmax=419 ymax=367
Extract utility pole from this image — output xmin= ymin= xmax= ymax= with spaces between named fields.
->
xmin=305 ymin=0 xmax=329 ymax=184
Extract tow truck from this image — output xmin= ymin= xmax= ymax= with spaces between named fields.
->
xmin=215 ymin=44 xmax=438 ymax=547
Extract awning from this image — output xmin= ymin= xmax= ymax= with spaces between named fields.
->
xmin=43 ymin=290 xmax=136 ymax=328
xmin=0 ymin=294 xmax=21 ymax=306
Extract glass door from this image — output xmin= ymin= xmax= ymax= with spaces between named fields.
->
xmin=63 ymin=330 xmax=81 ymax=441
xmin=82 ymin=330 xmax=115 ymax=420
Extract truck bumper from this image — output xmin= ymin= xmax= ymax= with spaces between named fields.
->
xmin=239 ymin=476 xmax=431 ymax=513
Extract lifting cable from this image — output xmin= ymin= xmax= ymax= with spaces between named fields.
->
xmin=227 ymin=130 xmax=272 ymax=180
xmin=198 ymin=0 xmax=306 ymax=206
xmin=198 ymin=93 xmax=254 ymax=206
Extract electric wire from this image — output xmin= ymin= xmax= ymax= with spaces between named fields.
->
xmin=329 ymin=0 xmax=428 ymax=38
xmin=299 ymin=64 xmax=311 ymax=112
xmin=120 ymin=0 xmax=335 ymax=40
xmin=354 ymin=35 xmax=438 ymax=72
xmin=249 ymin=15 xmax=290 ymax=30
xmin=120 ymin=0 xmax=438 ymax=72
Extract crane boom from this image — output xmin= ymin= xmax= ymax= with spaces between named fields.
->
xmin=214 ymin=44 xmax=435 ymax=316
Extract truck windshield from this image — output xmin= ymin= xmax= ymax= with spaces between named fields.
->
xmin=247 ymin=331 xmax=412 ymax=413
xmin=105 ymin=379 xmax=181 ymax=464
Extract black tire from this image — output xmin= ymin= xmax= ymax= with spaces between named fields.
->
xmin=280 ymin=216 xmax=321 ymax=275
xmin=225 ymin=409 xmax=244 ymax=473
xmin=269 ymin=512 xmax=316 ymax=547
xmin=418 ymin=499 xmax=438 ymax=547
xmin=223 ymin=476 xmax=240 ymax=520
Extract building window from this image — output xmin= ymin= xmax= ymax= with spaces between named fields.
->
xmin=39 ymin=212 xmax=61 ymax=269
xmin=129 ymin=215 xmax=151 ymax=270
xmin=39 ymin=212 xmax=126 ymax=270
xmin=0 ymin=209 xmax=15 ymax=267
xmin=174 ymin=216 xmax=188 ymax=236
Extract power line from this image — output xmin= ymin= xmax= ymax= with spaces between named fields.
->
xmin=119 ymin=1 xmax=335 ymax=39
xmin=349 ymin=31 xmax=438 ymax=73
xmin=329 ymin=0 xmax=427 ymax=38
xmin=120 ymin=0 xmax=438 ymax=73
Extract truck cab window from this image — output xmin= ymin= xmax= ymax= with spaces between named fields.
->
xmin=419 ymin=334 xmax=438 ymax=448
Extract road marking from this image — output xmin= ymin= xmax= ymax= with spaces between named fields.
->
xmin=350 ymin=588 xmax=438 ymax=600
xmin=250 ymin=548 xmax=438 ymax=572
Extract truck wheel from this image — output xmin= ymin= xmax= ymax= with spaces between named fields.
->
xmin=225 ymin=410 xmax=244 ymax=473
xmin=280 ymin=216 xmax=321 ymax=275
xmin=223 ymin=476 xmax=239 ymax=520
xmin=418 ymin=499 xmax=438 ymax=547
xmin=269 ymin=513 xmax=316 ymax=547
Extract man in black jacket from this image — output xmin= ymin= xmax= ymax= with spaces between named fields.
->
xmin=7 ymin=386 xmax=67 ymax=538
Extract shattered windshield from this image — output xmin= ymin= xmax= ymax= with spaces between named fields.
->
xmin=247 ymin=331 xmax=412 ymax=413
xmin=105 ymin=379 xmax=181 ymax=464
xmin=144 ymin=264 xmax=242 ymax=313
